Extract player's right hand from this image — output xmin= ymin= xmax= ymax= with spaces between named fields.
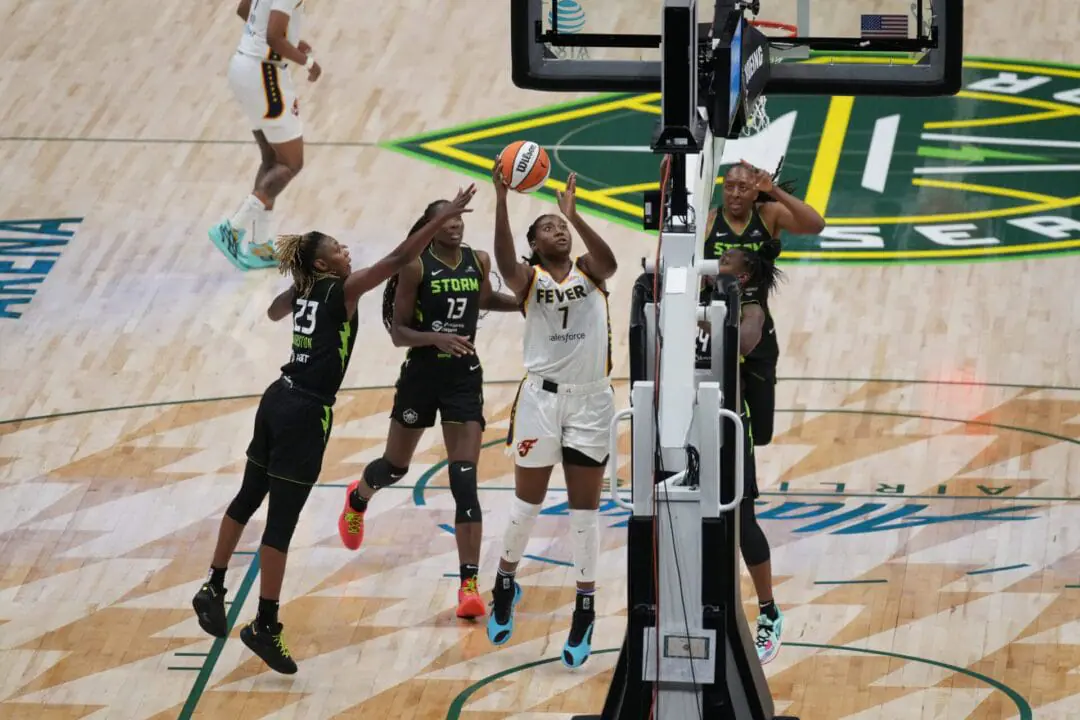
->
xmin=492 ymin=162 xmax=509 ymax=198
xmin=439 ymin=184 xmax=477 ymax=219
xmin=307 ymin=61 xmax=322 ymax=82
xmin=431 ymin=334 xmax=475 ymax=357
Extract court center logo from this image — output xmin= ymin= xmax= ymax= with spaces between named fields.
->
xmin=387 ymin=58 xmax=1080 ymax=264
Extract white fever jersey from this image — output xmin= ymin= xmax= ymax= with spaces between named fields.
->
xmin=522 ymin=260 xmax=612 ymax=384
xmin=237 ymin=0 xmax=305 ymax=66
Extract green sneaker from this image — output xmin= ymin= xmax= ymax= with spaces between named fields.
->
xmin=755 ymin=610 xmax=783 ymax=665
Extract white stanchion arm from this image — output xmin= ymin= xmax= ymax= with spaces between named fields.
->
xmin=608 ymin=407 xmax=634 ymax=510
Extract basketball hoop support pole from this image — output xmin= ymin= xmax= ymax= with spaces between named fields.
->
xmin=572 ymin=2 xmax=783 ymax=719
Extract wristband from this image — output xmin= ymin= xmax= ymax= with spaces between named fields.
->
xmin=304 ymin=55 xmax=315 ymax=70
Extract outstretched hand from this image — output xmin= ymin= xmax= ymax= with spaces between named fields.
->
xmin=438 ymin=184 xmax=477 ymax=220
xmin=738 ymin=160 xmax=775 ymax=193
xmin=492 ymin=160 xmax=509 ymax=198
xmin=557 ymin=172 xmax=578 ymax=219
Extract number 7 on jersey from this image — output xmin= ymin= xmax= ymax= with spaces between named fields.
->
xmin=558 ymin=306 xmax=569 ymax=329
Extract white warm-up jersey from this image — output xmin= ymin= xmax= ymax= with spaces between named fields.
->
xmin=237 ymin=0 xmax=305 ymax=66
xmin=522 ymin=260 xmax=612 ymax=384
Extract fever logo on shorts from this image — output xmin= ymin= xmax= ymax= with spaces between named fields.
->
xmin=388 ymin=57 xmax=1080 ymax=265
xmin=517 ymin=438 xmax=538 ymax=457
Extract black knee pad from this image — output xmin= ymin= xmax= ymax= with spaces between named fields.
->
xmin=448 ymin=461 xmax=481 ymax=524
xmin=363 ymin=457 xmax=409 ymax=490
xmin=739 ymin=498 xmax=771 ymax=567
xmin=261 ymin=479 xmax=313 ymax=553
xmin=226 ymin=461 xmax=270 ymax=525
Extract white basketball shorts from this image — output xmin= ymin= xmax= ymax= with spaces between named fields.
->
xmin=507 ymin=374 xmax=615 ymax=468
xmin=227 ymin=53 xmax=302 ymax=144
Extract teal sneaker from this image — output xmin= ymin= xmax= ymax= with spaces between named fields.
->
xmin=241 ymin=240 xmax=278 ymax=270
xmin=755 ymin=610 xmax=783 ymax=665
xmin=562 ymin=609 xmax=595 ymax=668
xmin=486 ymin=579 xmax=522 ymax=646
xmin=208 ymin=220 xmax=246 ymax=270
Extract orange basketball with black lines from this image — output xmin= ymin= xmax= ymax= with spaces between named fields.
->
xmin=498 ymin=140 xmax=551 ymax=193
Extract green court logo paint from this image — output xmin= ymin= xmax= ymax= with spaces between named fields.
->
xmin=387 ymin=58 xmax=1080 ymax=264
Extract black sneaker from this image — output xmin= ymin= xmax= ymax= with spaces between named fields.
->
xmin=240 ymin=620 xmax=298 ymax=674
xmin=192 ymin=583 xmax=228 ymax=639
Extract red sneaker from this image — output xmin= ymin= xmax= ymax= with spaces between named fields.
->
xmin=456 ymin=576 xmax=486 ymax=619
xmin=338 ymin=480 xmax=366 ymax=551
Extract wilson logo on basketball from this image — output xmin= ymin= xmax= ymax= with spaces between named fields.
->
xmin=517 ymin=438 xmax=538 ymax=457
xmin=516 ymin=144 xmax=536 ymax=173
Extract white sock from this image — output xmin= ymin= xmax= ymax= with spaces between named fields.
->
xmin=501 ymin=496 xmax=542 ymax=565
xmin=251 ymin=207 xmax=275 ymax=248
xmin=569 ymin=509 xmax=599 ymax=583
xmin=229 ymin=194 xmax=264 ymax=234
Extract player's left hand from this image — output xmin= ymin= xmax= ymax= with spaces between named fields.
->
xmin=557 ymin=173 xmax=578 ymax=219
xmin=739 ymin=160 xmax=775 ymax=193
xmin=298 ymin=40 xmax=313 ymax=55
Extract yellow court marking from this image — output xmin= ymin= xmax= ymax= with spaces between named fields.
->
xmin=925 ymin=91 xmax=1080 ymax=130
xmin=425 ymin=140 xmax=645 ymax=217
xmin=965 ymin=60 xmax=1080 ymax=80
xmin=624 ymin=100 xmax=661 ymax=115
xmin=595 ymin=176 xmax=725 ymax=198
xmin=803 ymin=96 xmax=854 ymax=216
xmin=428 ymin=95 xmax=644 ymax=148
xmin=910 ymin=178 xmax=1061 ymax=204
xmin=827 ymin=193 xmax=1080 ymax=226
xmin=787 ymin=237 xmax=1080 ymax=261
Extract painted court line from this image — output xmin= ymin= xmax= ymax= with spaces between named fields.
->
xmin=966 ymin=563 xmax=1030 ymax=576
xmin=914 ymin=164 xmax=1080 ymax=174
xmin=921 ymin=132 xmax=1080 ymax=149
xmin=862 ymin=114 xmax=900 ymax=193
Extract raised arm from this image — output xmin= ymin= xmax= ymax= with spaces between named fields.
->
xmin=476 ymin=250 xmax=523 ymax=312
xmin=343 ymin=184 xmax=476 ymax=308
xmin=236 ymin=0 xmax=252 ymax=20
xmin=742 ymin=161 xmax=825 ymax=236
xmin=492 ymin=165 xmax=534 ymax=297
xmin=559 ymin=174 xmax=618 ymax=281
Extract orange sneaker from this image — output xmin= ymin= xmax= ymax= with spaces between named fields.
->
xmin=456 ymin=576 xmax=486 ymax=619
xmin=338 ymin=480 xmax=366 ymax=550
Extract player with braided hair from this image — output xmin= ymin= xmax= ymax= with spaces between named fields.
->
xmin=703 ymin=245 xmax=787 ymax=664
xmin=338 ymin=199 xmax=518 ymax=620
xmin=191 ymin=184 xmax=475 ymax=675
xmin=699 ymin=159 xmax=825 ymax=447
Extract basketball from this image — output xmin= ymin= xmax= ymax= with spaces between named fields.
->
xmin=497 ymin=140 xmax=551 ymax=193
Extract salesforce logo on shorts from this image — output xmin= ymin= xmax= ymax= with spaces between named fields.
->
xmin=550 ymin=331 xmax=587 ymax=343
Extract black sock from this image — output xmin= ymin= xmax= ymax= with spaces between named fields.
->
xmin=208 ymin=566 xmax=226 ymax=591
xmin=349 ymin=488 xmax=369 ymax=513
xmin=460 ymin=564 xmax=479 ymax=584
xmin=257 ymin=597 xmax=279 ymax=629
xmin=759 ymin=599 xmax=779 ymax=621
xmin=575 ymin=589 xmax=596 ymax=616
xmin=494 ymin=568 xmax=515 ymax=596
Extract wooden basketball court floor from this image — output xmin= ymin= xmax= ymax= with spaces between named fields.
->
xmin=2 ymin=1 xmax=1080 ymax=718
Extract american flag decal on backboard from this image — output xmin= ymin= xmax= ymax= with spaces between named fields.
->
xmin=860 ymin=13 xmax=909 ymax=38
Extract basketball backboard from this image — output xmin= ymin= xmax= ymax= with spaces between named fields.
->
xmin=512 ymin=0 xmax=962 ymax=97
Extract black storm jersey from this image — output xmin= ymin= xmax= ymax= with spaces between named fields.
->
xmin=280 ymin=277 xmax=358 ymax=402
xmin=698 ymin=206 xmax=779 ymax=365
xmin=408 ymin=245 xmax=483 ymax=363
xmin=704 ymin=207 xmax=778 ymax=261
